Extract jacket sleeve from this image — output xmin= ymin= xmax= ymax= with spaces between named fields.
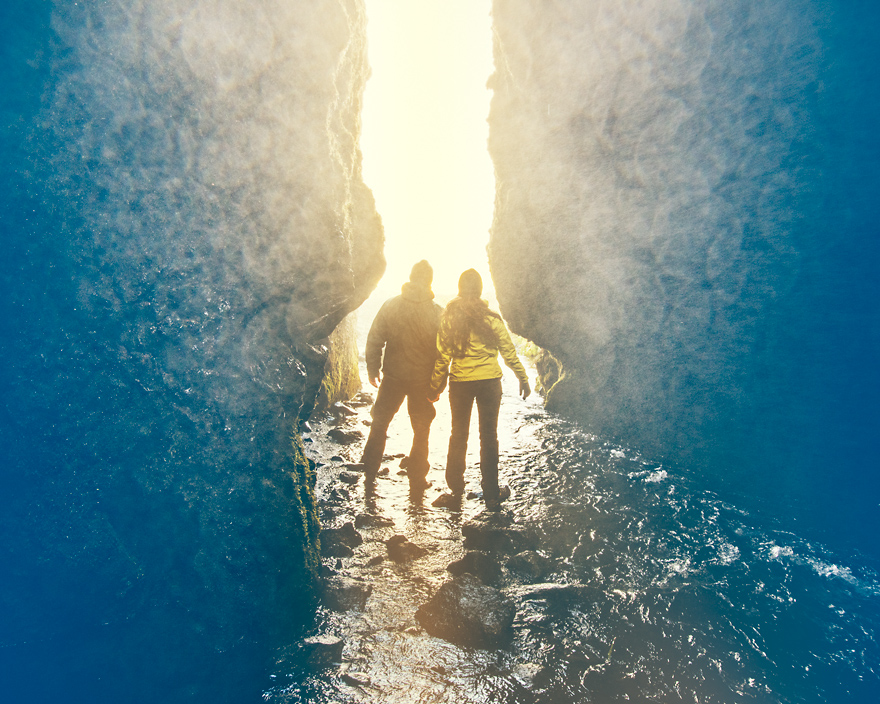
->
xmin=365 ymin=303 xmax=389 ymax=380
xmin=430 ymin=320 xmax=452 ymax=395
xmin=492 ymin=317 xmax=529 ymax=383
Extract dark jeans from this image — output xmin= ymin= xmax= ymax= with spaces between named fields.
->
xmin=446 ymin=377 xmax=503 ymax=499
xmin=360 ymin=376 xmax=436 ymax=477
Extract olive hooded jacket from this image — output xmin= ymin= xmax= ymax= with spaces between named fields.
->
xmin=365 ymin=283 xmax=443 ymax=384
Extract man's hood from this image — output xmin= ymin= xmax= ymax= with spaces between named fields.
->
xmin=401 ymin=281 xmax=435 ymax=303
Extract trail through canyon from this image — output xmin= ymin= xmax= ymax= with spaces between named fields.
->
xmin=265 ymin=362 xmax=880 ymax=703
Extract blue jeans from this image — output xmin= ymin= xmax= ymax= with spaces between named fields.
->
xmin=446 ymin=377 xmax=502 ymax=499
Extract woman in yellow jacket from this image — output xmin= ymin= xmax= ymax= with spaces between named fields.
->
xmin=429 ymin=269 xmax=530 ymax=510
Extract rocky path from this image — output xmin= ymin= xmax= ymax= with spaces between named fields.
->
xmin=264 ymin=371 xmax=586 ymax=702
xmin=263 ymin=370 xmax=880 ymax=704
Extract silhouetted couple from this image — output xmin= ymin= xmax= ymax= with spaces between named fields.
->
xmin=360 ymin=261 xmax=530 ymax=510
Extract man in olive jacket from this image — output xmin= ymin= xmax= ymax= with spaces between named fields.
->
xmin=360 ymin=260 xmax=442 ymax=487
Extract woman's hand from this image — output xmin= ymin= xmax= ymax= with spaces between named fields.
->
xmin=519 ymin=379 xmax=531 ymax=399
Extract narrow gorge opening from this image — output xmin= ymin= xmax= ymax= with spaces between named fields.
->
xmin=359 ymin=0 xmax=496 ymax=302
xmin=3 ymin=1 xmax=879 ymax=701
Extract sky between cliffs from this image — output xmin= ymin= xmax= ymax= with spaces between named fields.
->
xmin=360 ymin=0 xmax=496 ymax=301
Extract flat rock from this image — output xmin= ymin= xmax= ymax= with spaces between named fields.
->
xmin=351 ymin=392 xmax=374 ymax=406
xmin=386 ymin=534 xmax=428 ymax=562
xmin=415 ymin=574 xmax=515 ymax=648
xmin=322 ymin=575 xmax=372 ymax=612
xmin=330 ymin=402 xmax=358 ymax=419
xmin=341 ymin=671 xmax=371 ymax=688
xmin=506 ymin=550 xmax=555 ymax=580
xmin=327 ymin=428 xmax=364 ymax=444
xmin=320 ymin=521 xmax=363 ymax=557
xmin=507 ymin=582 xmax=601 ymax=605
xmin=354 ymin=513 xmax=395 ymax=529
xmin=447 ymin=550 xmax=502 ymax=584
xmin=337 ymin=471 xmax=360 ymax=485
xmin=301 ymin=634 xmax=344 ymax=667
xmin=462 ymin=515 xmax=537 ymax=555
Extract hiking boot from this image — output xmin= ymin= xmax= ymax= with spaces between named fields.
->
xmin=484 ymin=485 xmax=511 ymax=511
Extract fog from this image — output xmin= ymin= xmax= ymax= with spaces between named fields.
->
xmin=489 ymin=0 xmax=880 ymax=545
xmin=2 ymin=0 xmax=878 ymax=700
xmin=1 ymin=1 xmax=381 ymax=699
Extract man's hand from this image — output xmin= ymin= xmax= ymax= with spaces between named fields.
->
xmin=427 ymin=389 xmax=440 ymax=403
xmin=519 ymin=379 xmax=531 ymax=399
xmin=369 ymin=375 xmax=380 ymax=388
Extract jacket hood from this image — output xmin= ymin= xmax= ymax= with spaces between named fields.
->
xmin=401 ymin=281 xmax=435 ymax=303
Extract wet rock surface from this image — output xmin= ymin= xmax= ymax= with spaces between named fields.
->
xmin=301 ymin=635 xmax=345 ymax=667
xmin=447 ymin=550 xmax=502 ymax=585
xmin=415 ymin=574 xmax=515 ymax=648
xmin=386 ymin=535 xmax=429 ymax=563
xmin=322 ymin=576 xmax=372 ymax=612
xmin=488 ymin=0 xmax=880 ymax=542
xmin=506 ymin=550 xmax=555 ymax=581
xmin=2 ymin=1 xmax=382 ymax=701
xmin=327 ymin=428 xmax=365 ymax=445
xmin=462 ymin=514 xmax=538 ymax=554
xmin=320 ymin=522 xmax=363 ymax=558
xmin=268 ymin=367 xmax=880 ymax=704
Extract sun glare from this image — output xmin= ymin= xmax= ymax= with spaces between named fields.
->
xmin=360 ymin=0 xmax=496 ymax=301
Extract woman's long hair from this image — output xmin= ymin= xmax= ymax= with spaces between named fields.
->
xmin=442 ymin=295 xmax=501 ymax=357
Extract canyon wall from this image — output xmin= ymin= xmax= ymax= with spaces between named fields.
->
xmin=489 ymin=1 xmax=879 ymax=542
xmin=0 ymin=1 xmax=382 ymax=700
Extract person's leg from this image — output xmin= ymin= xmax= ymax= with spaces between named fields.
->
xmin=405 ymin=381 xmax=436 ymax=481
xmin=445 ymin=381 xmax=475 ymax=494
xmin=475 ymin=377 xmax=503 ymax=501
xmin=360 ymin=378 xmax=406 ymax=472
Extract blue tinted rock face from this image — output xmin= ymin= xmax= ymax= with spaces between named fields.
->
xmin=489 ymin=1 xmax=879 ymax=541
xmin=0 ymin=1 xmax=381 ymax=700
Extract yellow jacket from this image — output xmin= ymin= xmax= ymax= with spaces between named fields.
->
xmin=431 ymin=314 xmax=528 ymax=392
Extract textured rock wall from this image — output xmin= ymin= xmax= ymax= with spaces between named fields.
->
xmin=0 ymin=1 xmax=382 ymax=700
xmin=318 ymin=313 xmax=362 ymax=410
xmin=489 ymin=1 xmax=879 ymax=533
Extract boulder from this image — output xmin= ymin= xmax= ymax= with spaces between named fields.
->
xmin=320 ymin=522 xmax=363 ymax=557
xmin=447 ymin=550 xmax=502 ymax=585
xmin=462 ymin=515 xmax=537 ymax=555
xmin=415 ymin=574 xmax=515 ymax=648
xmin=354 ymin=514 xmax=395 ymax=529
xmin=506 ymin=550 xmax=555 ymax=581
xmin=386 ymin=535 xmax=428 ymax=563
xmin=328 ymin=428 xmax=365 ymax=445
xmin=322 ymin=576 xmax=372 ymax=612
xmin=301 ymin=634 xmax=345 ymax=668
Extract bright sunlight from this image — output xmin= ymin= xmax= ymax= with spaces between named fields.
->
xmin=360 ymin=0 xmax=496 ymax=301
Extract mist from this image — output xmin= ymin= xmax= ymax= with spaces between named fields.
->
xmin=489 ymin=0 xmax=880 ymax=549
xmin=2 ymin=0 xmax=879 ymax=700
xmin=1 ymin=1 xmax=381 ymax=700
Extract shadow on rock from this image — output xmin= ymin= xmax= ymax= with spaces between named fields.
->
xmin=322 ymin=575 xmax=372 ymax=612
xmin=447 ymin=550 xmax=502 ymax=585
xmin=386 ymin=535 xmax=428 ymax=562
xmin=320 ymin=521 xmax=363 ymax=558
xmin=461 ymin=513 xmax=539 ymax=555
xmin=415 ymin=574 xmax=515 ymax=649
